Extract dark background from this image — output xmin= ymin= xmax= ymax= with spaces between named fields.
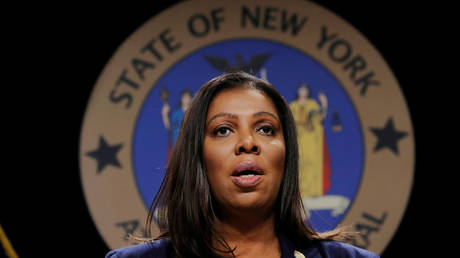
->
xmin=3 ymin=1 xmax=440 ymax=257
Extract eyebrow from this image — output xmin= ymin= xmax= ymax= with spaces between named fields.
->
xmin=206 ymin=111 xmax=280 ymax=125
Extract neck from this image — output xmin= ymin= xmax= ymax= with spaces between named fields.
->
xmin=298 ymin=96 xmax=307 ymax=104
xmin=213 ymin=211 xmax=280 ymax=257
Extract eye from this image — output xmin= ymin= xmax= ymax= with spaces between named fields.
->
xmin=257 ymin=125 xmax=275 ymax=136
xmin=213 ymin=126 xmax=233 ymax=137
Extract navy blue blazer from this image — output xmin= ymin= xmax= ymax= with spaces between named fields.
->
xmin=106 ymin=235 xmax=379 ymax=258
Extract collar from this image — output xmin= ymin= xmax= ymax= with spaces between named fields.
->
xmin=279 ymin=234 xmax=306 ymax=258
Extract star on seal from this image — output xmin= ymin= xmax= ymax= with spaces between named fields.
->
xmin=86 ymin=135 xmax=123 ymax=173
xmin=370 ymin=118 xmax=408 ymax=155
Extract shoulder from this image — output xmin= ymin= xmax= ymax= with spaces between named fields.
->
xmin=307 ymin=240 xmax=380 ymax=258
xmin=306 ymin=98 xmax=320 ymax=108
xmin=171 ymin=108 xmax=184 ymax=116
xmin=105 ymin=238 xmax=172 ymax=258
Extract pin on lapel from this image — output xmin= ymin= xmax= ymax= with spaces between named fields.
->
xmin=294 ymin=250 xmax=306 ymax=258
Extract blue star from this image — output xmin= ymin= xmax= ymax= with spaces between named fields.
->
xmin=86 ymin=136 xmax=123 ymax=173
xmin=370 ymin=118 xmax=408 ymax=155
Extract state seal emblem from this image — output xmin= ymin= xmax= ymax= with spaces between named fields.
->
xmin=79 ymin=0 xmax=415 ymax=254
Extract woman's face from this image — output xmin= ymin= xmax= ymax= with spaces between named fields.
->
xmin=298 ymin=86 xmax=309 ymax=98
xmin=181 ymin=92 xmax=192 ymax=109
xmin=204 ymin=87 xmax=286 ymax=216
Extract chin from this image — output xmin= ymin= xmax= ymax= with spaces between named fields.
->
xmin=230 ymin=194 xmax=272 ymax=211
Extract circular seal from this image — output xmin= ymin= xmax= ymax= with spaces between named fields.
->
xmin=80 ymin=0 xmax=414 ymax=254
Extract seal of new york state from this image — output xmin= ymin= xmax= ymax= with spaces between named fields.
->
xmin=79 ymin=0 xmax=415 ymax=254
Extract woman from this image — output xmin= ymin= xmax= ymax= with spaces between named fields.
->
xmin=161 ymin=89 xmax=193 ymax=163
xmin=289 ymin=83 xmax=330 ymax=198
xmin=106 ymin=72 xmax=379 ymax=257
xmin=161 ymin=89 xmax=193 ymax=146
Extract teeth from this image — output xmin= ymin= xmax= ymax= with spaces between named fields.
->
xmin=240 ymin=174 xmax=255 ymax=177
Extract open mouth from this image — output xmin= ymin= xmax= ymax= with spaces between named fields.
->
xmin=232 ymin=161 xmax=264 ymax=177
xmin=231 ymin=162 xmax=264 ymax=187
xmin=233 ymin=170 xmax=263 ymax=177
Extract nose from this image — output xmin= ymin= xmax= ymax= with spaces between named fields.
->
xmin=235 ymin=130 xmax=260 ymax=155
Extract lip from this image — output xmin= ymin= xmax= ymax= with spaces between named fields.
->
xmin=232 ymin=161 xmax=265 ymax=176
xmin=231 ymin=161 xmax=264 ymax=188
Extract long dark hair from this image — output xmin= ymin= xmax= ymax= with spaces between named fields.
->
xmin=144 ymin=72 xmax=347 ymax=257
